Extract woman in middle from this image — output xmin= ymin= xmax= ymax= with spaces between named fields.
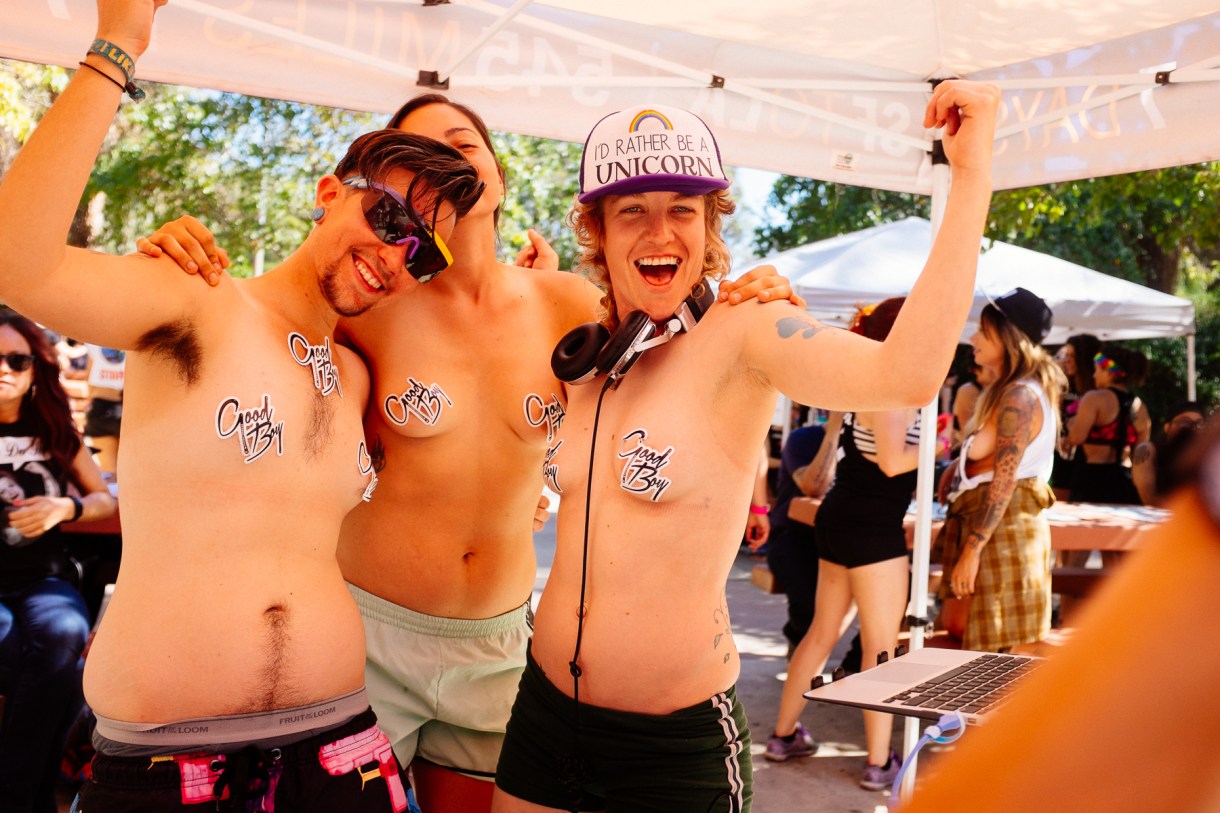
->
xmin=765 ymin=297 xmax=921 ymax=791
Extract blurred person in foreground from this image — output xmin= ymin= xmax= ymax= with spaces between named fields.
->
xmin=936 ymin=288 xmax=1066 ymax=651
xmin=0 ymin=310 xmax=117 ymax=813
xmin=903 ymin=417 xmax=1220 ymax=813
xmin=491 ymin=81 xmax=1000 ymax=812
xmin=0 ymin=0 xmax=487 ymax=808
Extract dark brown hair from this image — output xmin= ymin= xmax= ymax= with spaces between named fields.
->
xmin=1095 ymin=343 xmax=1148 ymax=388
xmin=0 ymin=311 xmax=84 ymax=488
xmin=1065 ymin=333 xmax=1101 ymax=394
xmin=333 ymin=130 xmax=485 ymax=229
xmin=386 ymin=94 xmax=505 ymax=228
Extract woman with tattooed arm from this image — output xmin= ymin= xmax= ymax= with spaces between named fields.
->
xmin=936 ymin=288 xmax=1066 ymax=652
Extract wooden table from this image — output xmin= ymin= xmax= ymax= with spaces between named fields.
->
xmin=787 ymin=496 xmax=1168 ymax=551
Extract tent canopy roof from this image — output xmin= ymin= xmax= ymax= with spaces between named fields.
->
xmin=775 ymin=217 xmax=1195 ymax=343
xmin=4 ymin=1 xmax=1220 ymax=194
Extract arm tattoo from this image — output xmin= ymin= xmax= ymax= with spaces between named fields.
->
xmin=964 ymin=387 xmax=1036 ymax=552
xmin=1133 ymin=443 xmax=1154 ymax=465
xmin=776 ymin=315 xmax=828 ymax=342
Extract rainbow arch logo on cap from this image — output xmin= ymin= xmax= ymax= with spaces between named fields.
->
xmin=629 ymin=109 xmax=673 ymax=132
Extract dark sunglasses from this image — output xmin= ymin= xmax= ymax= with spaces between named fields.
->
xmin=341 ymin=177 xmax=453 ymax=283
xmin=0 ymin=353 xmax=35 ymax=373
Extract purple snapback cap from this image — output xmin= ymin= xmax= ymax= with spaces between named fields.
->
xmin=578 ymin=105 xmax=730 ymax=203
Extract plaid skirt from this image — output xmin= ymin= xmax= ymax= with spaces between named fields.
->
xmin=935 ymin=477 xmax=1055 ymax=652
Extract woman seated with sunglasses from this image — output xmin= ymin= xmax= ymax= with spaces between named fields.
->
xmin=0 ymin=309 xmax=116 ymax=813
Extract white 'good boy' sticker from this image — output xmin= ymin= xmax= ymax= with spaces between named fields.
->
xmin=216 ymin=394 xmax=285 ymax=463
xmin=384 ymin=377 xmax=453 ymax=426
xmin=288 ymin=332 xmax=342 ymax=397
xmin=617 ymin=428 xmax=673 ymax=501
xmin=358 ymin=441 xmax=378 ymax=502
xmin=524 ymin=393 xmax=565 ymax=493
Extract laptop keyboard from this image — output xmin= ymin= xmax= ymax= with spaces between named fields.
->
xmin=884 ymin=653 xmax=1044 ymax=715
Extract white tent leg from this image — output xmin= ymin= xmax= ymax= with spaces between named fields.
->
xmin=900 ymin=154 xmax=952 ymax=801
xmin=1188 ymin=334 xmax=1197 ymax=401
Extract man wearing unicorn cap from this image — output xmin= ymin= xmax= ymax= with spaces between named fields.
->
xmin=492 ymin=82 xmax=1001 ymax=813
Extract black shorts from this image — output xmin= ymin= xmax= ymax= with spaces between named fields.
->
xmin=76 ymin=709 xmax=409 ymax=812
xmin=84 ymin=398 xmax=122 ymax=438
xmin=816 ymin=523 xmax=908 ymax=569
xmin=495 ymin=648 xmax=751 ymax=812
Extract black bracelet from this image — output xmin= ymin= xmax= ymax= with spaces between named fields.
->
xmin=68 ymin=495 xmax=84 ymax=523
xmin=77 ymin=59 xmax=146 ymax=102
xmin=78 ymin=61 xmax=125 ymax=93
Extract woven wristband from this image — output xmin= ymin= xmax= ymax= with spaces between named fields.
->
xmin=88 ymin=38 xmax=146 ymax=102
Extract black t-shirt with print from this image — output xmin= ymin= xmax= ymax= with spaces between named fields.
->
xmin=0 ymin=416 xmax=73 ymax=590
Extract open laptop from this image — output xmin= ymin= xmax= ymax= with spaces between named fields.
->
xmin=803 ymin=647 xmax=1044 ymax=724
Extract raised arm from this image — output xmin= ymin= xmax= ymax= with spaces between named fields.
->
xmin=0 ymin=0 xmax=206 ymax=349
xmin=740 ymin=80 xmax=999 ymax=411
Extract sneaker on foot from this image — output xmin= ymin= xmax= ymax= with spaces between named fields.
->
xmin=859 ymin=750 xmax=902 ymax=791
xmin=764 ymin=722 xmax=816 ymax=762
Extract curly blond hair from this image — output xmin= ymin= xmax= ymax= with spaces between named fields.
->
xmin=567 ymin=189 xmax=736 ymax=329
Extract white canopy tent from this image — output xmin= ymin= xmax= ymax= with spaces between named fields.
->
xmin=5 ymin=0 xmax=1220 ymax=796
xmin=779 ymin=216 xmax=1197 ymax=345
xmin=3 ymin=2 xmax=1220 ymax=196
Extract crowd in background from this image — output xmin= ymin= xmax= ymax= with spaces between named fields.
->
xmin=752 ymin=296 xmax=1210 ymax=789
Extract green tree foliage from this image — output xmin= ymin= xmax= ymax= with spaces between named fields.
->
xmin=87 ymin=86 xmax=376 ymax=276
xmin=989 ymin=165 xmax=1220 ymax=294
xmin=494 ymin=131 xmax=581 ymax=268
xmin=1 ymin=59 xmax=375 ymax=272
xmin=1 ymin=59 xmax=583 ymax=278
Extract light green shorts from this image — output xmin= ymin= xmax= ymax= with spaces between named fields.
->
xmin=348 ymin=583 xmax=532 ymax=780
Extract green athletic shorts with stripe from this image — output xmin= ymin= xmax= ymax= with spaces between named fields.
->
xmin=495 ymin=646 xmax=752 ymax=812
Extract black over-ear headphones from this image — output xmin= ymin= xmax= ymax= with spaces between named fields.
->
xmin=551 ymin=280 xmax=716 ymax=386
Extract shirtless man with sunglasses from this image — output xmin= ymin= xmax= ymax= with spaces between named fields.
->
xmin=0 ymin=2 xmax=486 ymax=809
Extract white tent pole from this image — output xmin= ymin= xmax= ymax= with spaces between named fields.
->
xmin=1188 ymin=334 xmax=1197 ymax=401
xmin=900 ymin=150 xmax=952 ymax=801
